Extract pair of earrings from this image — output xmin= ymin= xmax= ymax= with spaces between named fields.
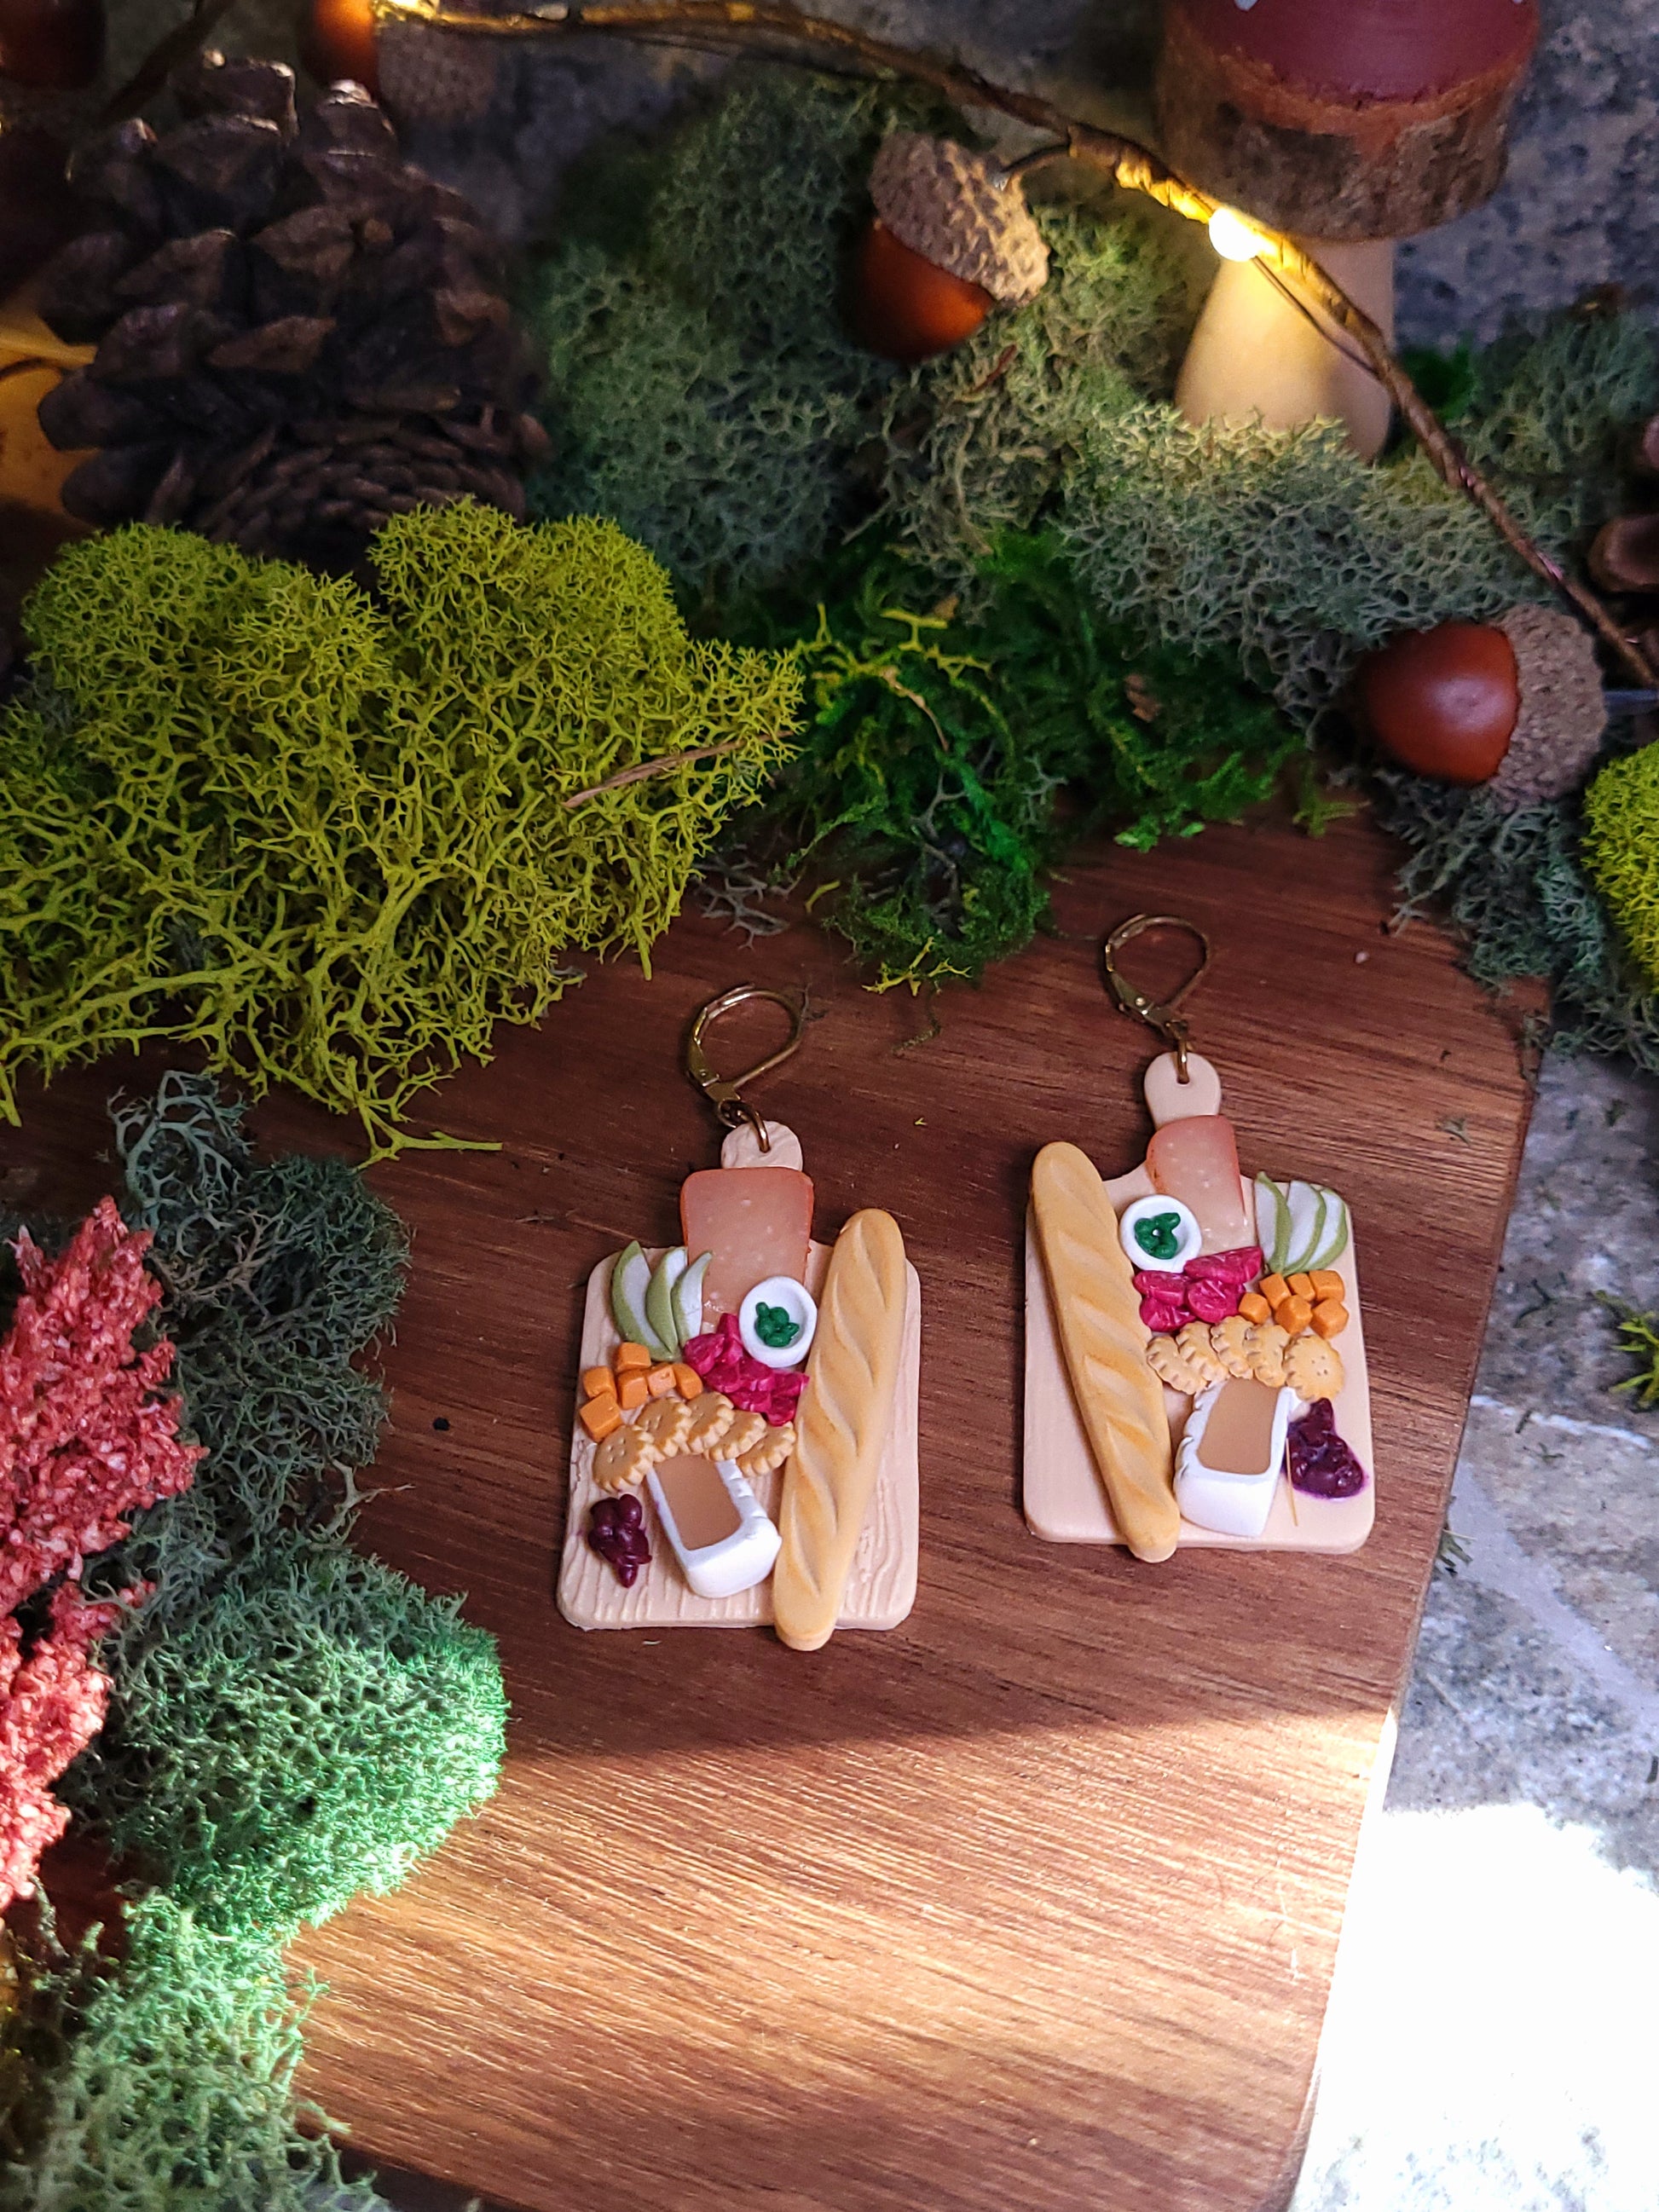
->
xmin=557 ymin=918 xmax=1373 ymax=1648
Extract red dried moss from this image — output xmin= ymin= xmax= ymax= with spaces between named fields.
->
xmin=0 ymin=1196 xmax=202 ymax=1908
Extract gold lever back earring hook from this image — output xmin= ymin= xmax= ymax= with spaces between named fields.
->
xmin=1100 ymin=913 xmax=1212 ymax=1083
xmin=685 ymin=985 xmax=807 ymax=1150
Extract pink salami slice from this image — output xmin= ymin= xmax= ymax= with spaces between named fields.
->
xmin=680 ymin=1167 xmax=813 ymax=1325
xmin=1146 ymin=1117 xmax=1254 ymax=1254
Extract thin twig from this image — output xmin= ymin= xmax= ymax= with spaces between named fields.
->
xmin=376 ymin=0 xmax=1659 ymax=687
xmin=99 ymin=0 xmax=242 ymax=124
xmin=563 ymin=736 xmax=748 ymax=806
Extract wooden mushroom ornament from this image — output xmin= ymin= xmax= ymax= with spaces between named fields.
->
xmin=1157 ymin=0 xmax=1540 ymax=459
xmin=847 ymin=132 xmax=1048 ymax=366
xmin=1359 ymin=605 xmax=1607 ymax=807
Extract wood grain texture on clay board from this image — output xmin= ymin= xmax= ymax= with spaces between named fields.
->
xmin=558 ymin=1243 xmax=921 ymax=1631
xmin=1024 ymin=1194 xmax=1375 ymax=1555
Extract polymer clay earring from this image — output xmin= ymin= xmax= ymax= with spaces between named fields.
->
xmin=558 ymin=986 xmax=922 ymax=1648
xmin=1024 ymin=915 xmax=1373 ymax=1560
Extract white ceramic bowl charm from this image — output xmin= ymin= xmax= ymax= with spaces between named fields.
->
xmin=738 ymin=1275 xmax=818 ymax=1369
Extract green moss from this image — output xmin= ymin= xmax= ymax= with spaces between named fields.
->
xmin=0 ymin=1897 xmax=386 ymax=2212
xmin=525 ymin=72 xmax=900 ymax=600
xmin=0 ymin=504 xmax=797 ymax=1154
xmin=1582 ymin=740 xmax=1659 ymax=995
xmin=717 ymin=532 xmax=1297 ymax=986
xmin=73 ymin=1533 xmax=506 ymax=1940
xmin=1384 ymin=774 xmax=1659 ymax=1071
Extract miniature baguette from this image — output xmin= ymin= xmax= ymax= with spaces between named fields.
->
xmin=773 ymin=1209 xmax=908 ymax=1651
xmin=1032 ymin=1141 xmax=1179 ymax=1562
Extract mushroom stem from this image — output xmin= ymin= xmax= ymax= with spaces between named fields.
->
xmin=364 ymin=0 xmax=1657 ymax=688
xmin=1589 ymin=516 xmax=1659 ymax=597
xmin=1176 ymin=237 xmax=1395 ymax=459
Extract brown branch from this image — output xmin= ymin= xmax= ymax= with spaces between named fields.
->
xmin=99 ymin=0 xmax=243 ymax=124
xmin=377 ymin=0 xmax=1658 ymax=687
xmin=563 ymin=736 xmax=749 ymax=806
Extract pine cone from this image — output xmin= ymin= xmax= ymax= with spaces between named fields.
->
xmin=1486 ymin=604 xmax=1609 ymax=811
xmin=32 ymin=51 xmax=546 ymax=570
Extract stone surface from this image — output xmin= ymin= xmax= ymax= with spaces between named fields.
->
xmin=1292 ymin=1048 xmax=1659 ymax=2209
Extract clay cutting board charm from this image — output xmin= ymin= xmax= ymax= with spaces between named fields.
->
xmin=558 ymin=986 xmax=922 ymax=1644
xmin=1024 ymin=916 xmax=1374 ymax=1556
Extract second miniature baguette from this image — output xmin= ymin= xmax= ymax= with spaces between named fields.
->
xmin=773 ymin=1208 xmax=908 ymax=1651
xmin=1032 ymin=1141 xmax=1179 ymax=1562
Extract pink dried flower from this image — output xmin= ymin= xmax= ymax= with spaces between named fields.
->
xmin=0 ymin=1196 xmax=203 ymax=1616
xmin=0 ymin=1194 xmax=202 ymax=1908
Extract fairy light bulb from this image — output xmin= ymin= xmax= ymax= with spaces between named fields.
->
xmin=1207 ymin=206 xmax=1269 ymax=262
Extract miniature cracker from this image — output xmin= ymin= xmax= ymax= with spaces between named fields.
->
xmin=592 ymin=1423 xmax=657 ymax=1493
xmin=774 ymin=1210 xmax=910 ymax=1650
xmin=1286 ymin=1332 xmax=1344 ymax=1402
xmin=720 ymin=1406 xmax=770 ymax=1463
xmin=737 ymin=1419 xmax=795 ymax=1479
xmin=681 ymin=1391 xmax=736 ymax=1454
xmin=1147 ymin=1333 xmax=1212 ymax=1396
xmin=633 ymin=1395 xmax=693 ymax=1458
xmin=1030 ymin=1143 xmax=1177 ymax=1562
xmin=1210 ymin=1314 xmax=1256 ymax=1381
xmin=1243 ymin=1320 xmax=1292 ymax=1389
xmin=1176 ymin=1320 xmax=1228 ymax=1388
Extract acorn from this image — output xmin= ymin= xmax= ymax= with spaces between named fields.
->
xmin=1360 ymin=606 xmax=1607 ymax=810
xmin=298 ymin=0 xmax=379 ymax=95
xmin=847 ymin=133 xmax=1049 ymax=366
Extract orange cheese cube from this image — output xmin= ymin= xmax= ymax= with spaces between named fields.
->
xmin=616 ymin=1371 xmax=649 ymax=1411
xmin=646 ymin=1363 xmax=678 ymax=1398
xmin=1311 ymin=1299 xmax=1349 ymax=1339
xmin=1238 ymin=1291 xmax=1273 ymax=1325
xmin=615 ymin=1341 xmax=652 ymax=1372
xmin=672 ymin=1362 xmax=704 ymax=1399
xmin=1259 ymin=1273 xmax=1291 ymax=1312
xmin=580 ymin=1395 xmax=622 ymax=1442
xmin=581 ymin=1366 xmax=616 ymax=1401
xmin=1278 ymin=1295 xmax=1313 ymax=1337
xmin=1287 ymin=1272 xmax=1315 ymax=1302
xmin=1309 ymin=1269 xmax=1344 ymax=1302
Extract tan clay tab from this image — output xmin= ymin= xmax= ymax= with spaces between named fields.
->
xmin=1031 ymin=1141 xmax=1178 ymax=1562
xmin=773 ymin=1209 xmax=909 ymax=1652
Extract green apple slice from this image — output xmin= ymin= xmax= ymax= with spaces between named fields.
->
xmin=1282 ymin=1181 xmax=1325 ymax=1273
xmin=672 ymin=1251 xmax=713 ymax=1348
xmin=1305 ymin=1190 xmax=1350 ymax=1271
xmin=1255 ymin=1175 xmax=1293 ymax=1273
xmin=610 ymin=1240 xmax=673 ymax=1361
xmin=646 ymin=1246 xmax=688 ymax=1360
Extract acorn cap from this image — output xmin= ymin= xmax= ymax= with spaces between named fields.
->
xmin=868 ymin=133 xmax=1049 ymax=307
xmin=1486 ymin=604 xmax=1608 ymax=811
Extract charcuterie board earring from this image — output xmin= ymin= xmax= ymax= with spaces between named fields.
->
xmin=558 ymin=986 xmax=922 ymax=1647
xmin=1024 ymin=916 xmax=1374 ymax=1558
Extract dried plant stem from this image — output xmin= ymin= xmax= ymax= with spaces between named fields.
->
xmin=563 ymin=736 xmax=748 ymax=806
xmin=100 ymin=0 xmax=241 ymax=124
xmin=379 ymin=0 xmax=1658 ymax=687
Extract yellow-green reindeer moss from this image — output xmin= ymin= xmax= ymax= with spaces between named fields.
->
xmin=0 ymin=503 xmax=798 ymax=1152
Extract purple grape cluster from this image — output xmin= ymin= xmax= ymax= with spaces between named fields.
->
xmin=587 ymin=1493 xmax=650 ymax=1585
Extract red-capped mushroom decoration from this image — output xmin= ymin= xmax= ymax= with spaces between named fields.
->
xmin=847 ymin=133 xmax=1049 ymax=367
xmin=1159 ymin=0 xmax=1540 ymax=459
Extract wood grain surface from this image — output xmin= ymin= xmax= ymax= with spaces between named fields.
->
xmin=0 ymin=811 xmax=1536 ymax=2212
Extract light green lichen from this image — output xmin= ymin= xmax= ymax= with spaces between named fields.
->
xmin=0 ymin=504 xmax=797 ymax=1154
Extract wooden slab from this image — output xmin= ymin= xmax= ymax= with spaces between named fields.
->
xmin=557 ymin=1244 xmax=922 ymax=1632
xmin=0 ymin=811 xmax=1536 ymax=2212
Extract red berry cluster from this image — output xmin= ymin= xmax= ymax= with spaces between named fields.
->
xmin=587 ymin=1494 xmax=650 ymax=1586
xmin=1286 ymin=1401 xmax=1367 ymax=1499
xmin=1134 ymin=1245 xmax=1263 ymax=1334
xmin=683 ymin=1313 xmax=806 ymax=1428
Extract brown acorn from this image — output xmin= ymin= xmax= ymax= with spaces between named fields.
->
xmin=847 ymin=133 xmax=1048 ymax=366
xmin=1361 ymin=607 xmax=1607 ymax=809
